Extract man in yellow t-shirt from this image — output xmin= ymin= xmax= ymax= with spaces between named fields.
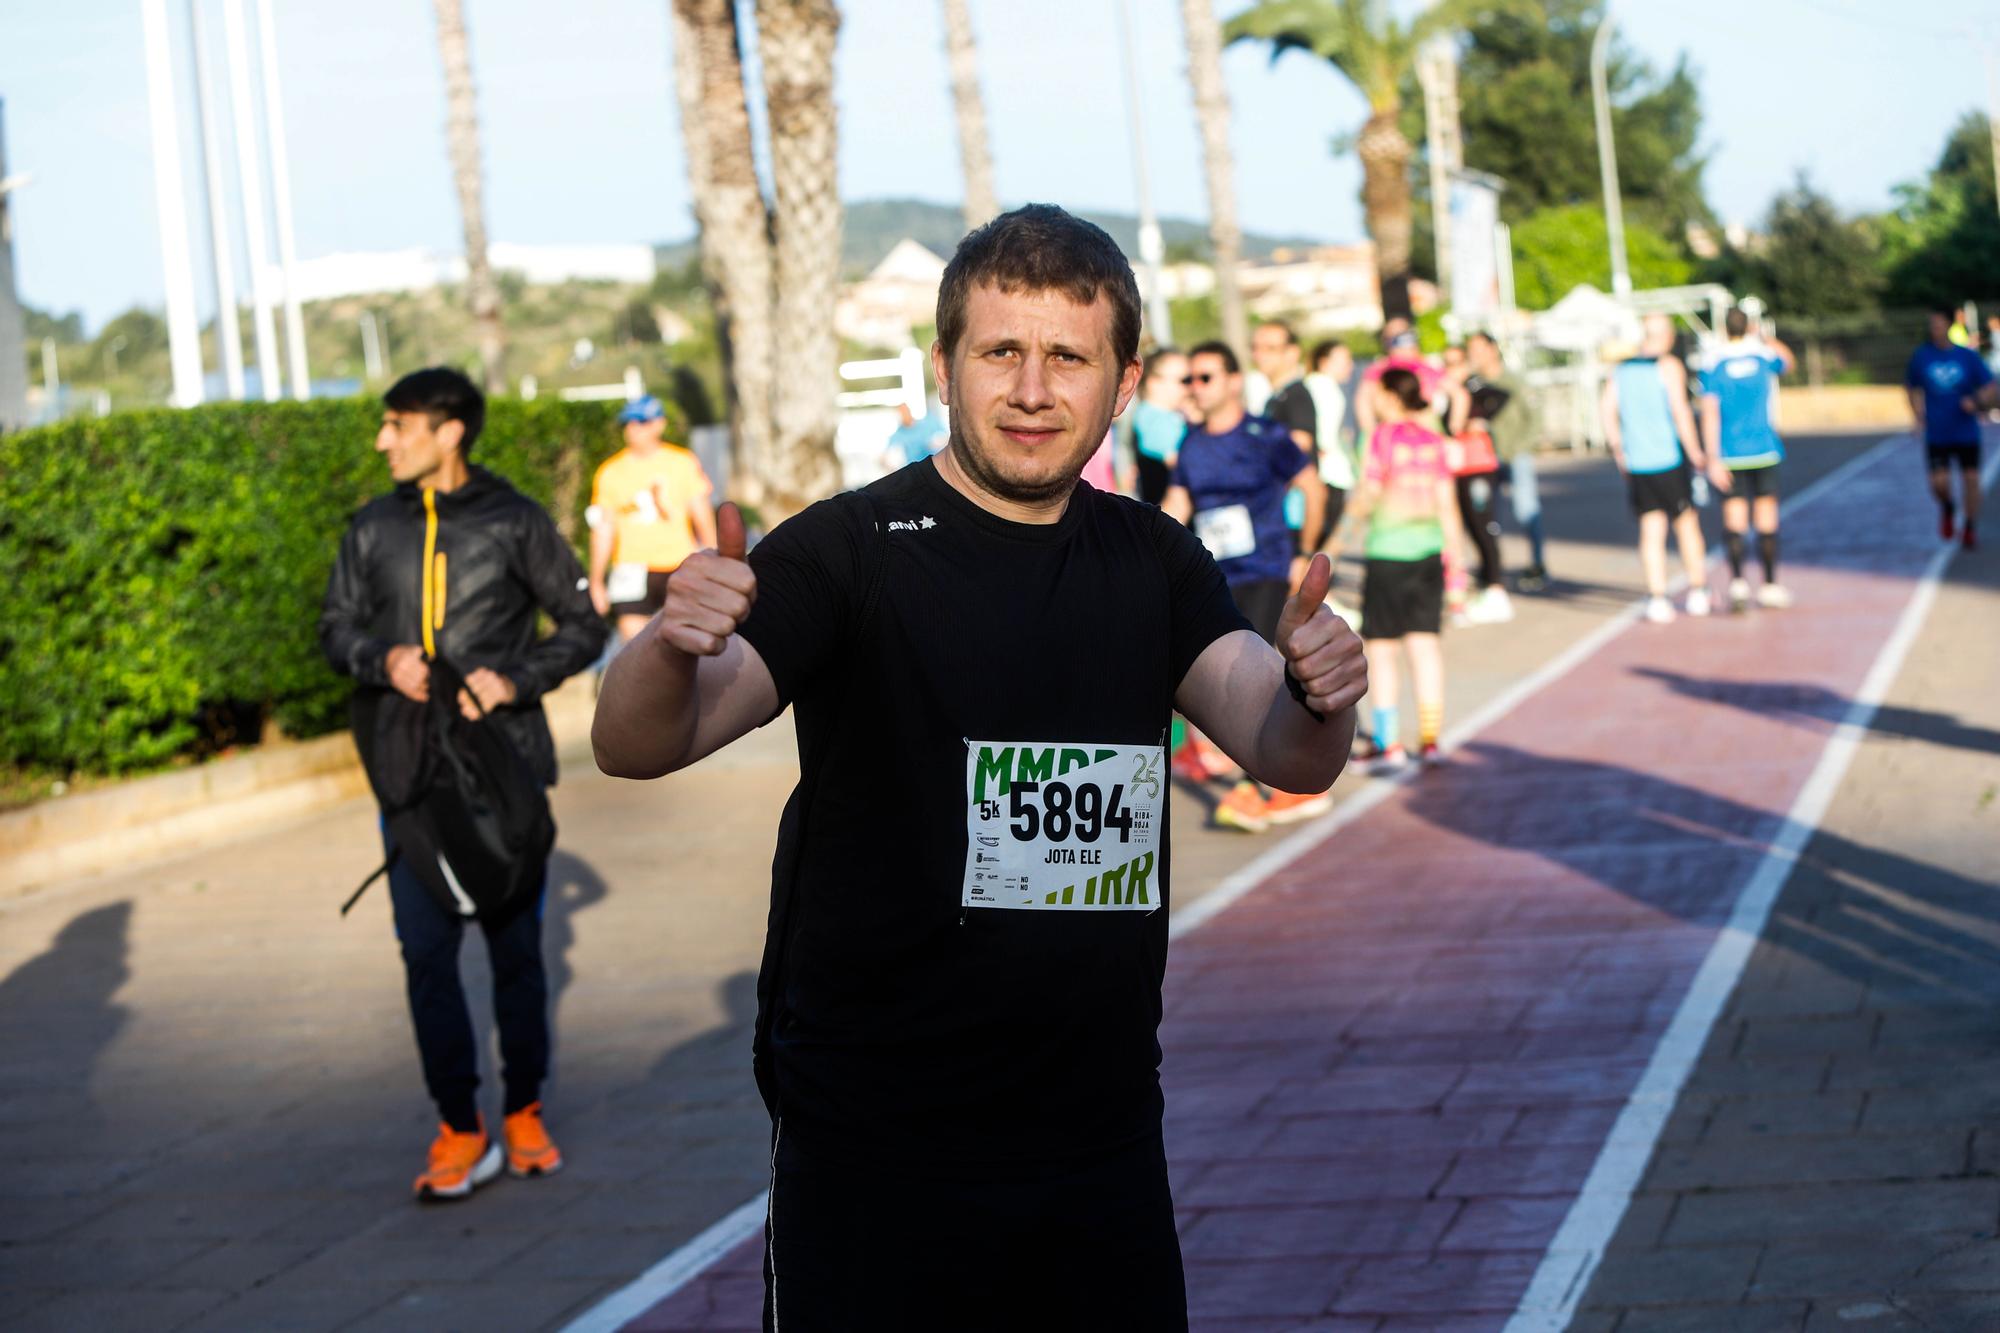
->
xmin=587 ymin=396 xmax=717 ymax=643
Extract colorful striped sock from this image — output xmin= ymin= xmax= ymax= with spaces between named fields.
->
xmin=1418 ymin=703 xmax=1443 ymax=748
xmin=1372 ymin=706 xmax=1400 ymax=752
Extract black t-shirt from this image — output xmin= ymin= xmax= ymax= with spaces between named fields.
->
xmin=1267 ymin=378 xmax=1318 ymax=452
xmin=737 ymin=458 xmax=1248 ymax=1168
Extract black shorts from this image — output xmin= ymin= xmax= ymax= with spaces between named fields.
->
xmin=764 ymin=1127 xmax=1186 ymax=1332
xmin=1362 ymin=555 xmax=1444 ymax=640
xmin=1927 ymin=442 xmax=1982 ymax=472
xmin=1231 ymin=577 xmax=1290 ymax=644
xmin=607 ymin=569 xmax=670 ymax=620
xmin=1628 ymin=464 xmax=1693 ymax=517
xmin=1323 ymin=482 xmax=1348 ymax=544
xmin=1726 ymin=463 xmax=1781 ymax=499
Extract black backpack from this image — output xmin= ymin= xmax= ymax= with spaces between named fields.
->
xmin=342 ymin=654 xmax=555 ymax=924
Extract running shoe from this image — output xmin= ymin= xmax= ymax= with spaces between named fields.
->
xmin=1644 ymin=596 xmax=1675 ymax=625
xmin=1516 ymin=565 xmax=1549 ymax=593
xmin=1965 ymin=524 xmax=1979 ymax=552
xmin=1213 ymin=782 xmax=1270 ymax=832
xmin=1418 ymin=742 xmax=1445 ymax=768
xmin=1475 ymin=585 xmax=1515 ymax=624
xmin=1941 ymin=511 xmax=1957 ymax=541
xmin=1370 ymin=744 xmax=1411 ymax=776
xmin=503 ymin=1102 xmax=563 ymax=1178
xmin=1756 ymin=583 xmax=1794 ymax=609
xmin=414 ymin=1121 xmax=503 ymax=1202
xmin=1728 ymin=577 xmax=1751 ymax=613
xmin=1169 ymin=742 xmax=1212 ymax=786
xmin=1685 ymin=587 xmax=1712 ymax=617
xmin=1264 ymin=789 xmax=1334 ymax=824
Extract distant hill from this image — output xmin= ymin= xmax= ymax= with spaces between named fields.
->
xmin=655 ymin=197 xmax=1336 ymax=276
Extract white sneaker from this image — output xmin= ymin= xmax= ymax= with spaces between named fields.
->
xmin=1757 ymin=583 xmax=1793 ymax=609
xmin=1728 ymin=577 xmax=1751 ymax=613
xmin=1475 ymin=586 xmax=1515 ymax=624
xmin=1685 ymin=587 xmax=1712 ymax=617
xmin=1645 ymin=595 xmax=1676 ymax=624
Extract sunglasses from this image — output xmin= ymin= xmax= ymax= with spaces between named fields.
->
xmin=1181 ymin=373 xmax=1217 ymax=385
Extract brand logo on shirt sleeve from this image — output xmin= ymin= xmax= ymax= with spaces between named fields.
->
xmin=886 ymin=516 xmax=937 ymax=532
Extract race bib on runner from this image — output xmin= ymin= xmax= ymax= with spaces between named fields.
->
xmin=963 ymin=741 xmax=1165 ymax=911
xmin=606 ymin=563 xmax=651 ymax=604
xmin=1192 ymin=504 xmax=1256 ymax=561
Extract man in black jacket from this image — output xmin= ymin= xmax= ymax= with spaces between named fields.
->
xmin=320 ymin=367 xmax=607 ymax=1200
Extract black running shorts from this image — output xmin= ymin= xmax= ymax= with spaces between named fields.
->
xmin=1926 ymin=442 xmax=1982 ymax=472
xmin=1628 ymin=464 xmax=1693 ymax=518
xmin=1362 ymin=555 xmax=1444 ymax=640
xmin=1726 ymin=463 xmax=1780 ymax=500
xmin=607 ymin=569 xmax=670 ymax=620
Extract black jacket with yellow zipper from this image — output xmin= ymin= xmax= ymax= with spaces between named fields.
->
xmin=318 ymin=466 xmax=608 ymax=788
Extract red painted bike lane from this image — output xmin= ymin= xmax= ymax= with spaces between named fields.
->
xmin=619 ymin=440 xmax=1952 ymax=1331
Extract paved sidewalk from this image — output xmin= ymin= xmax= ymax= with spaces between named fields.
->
xmin=622 ymin=443 xmax=1993 ymax=1331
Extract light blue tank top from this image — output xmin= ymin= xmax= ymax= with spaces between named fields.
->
xmin=1615 ymin=358 xmax=1682 ymax=475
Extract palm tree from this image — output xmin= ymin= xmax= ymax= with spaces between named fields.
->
xmin=431 ymin=0 xmax=506 ymax=391
xmin=1226 ymin=0 xmax=1485 ymax=322
xmin=754 ymin=0 xmax=845 ymax=511
xmin=1180 ymin=0 xmax=1249 ymax=358
xmin=670 ymin=0 xmax=776 ymax=501
xmin=940 ymin=0 xmax=998 ymax=231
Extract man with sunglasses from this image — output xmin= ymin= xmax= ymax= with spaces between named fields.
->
xmin=1163 ymin=341 xmax=1329 ymax=832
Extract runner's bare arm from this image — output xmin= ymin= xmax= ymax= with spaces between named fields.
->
xmin=1770 ymin=338 xmax=1797 ymax=375
xmin=1600 ymin=379 xmax=1625 ymax=470
xmin=1699 ymin=396 xmax=1733 ymax=490
xmin=587 ymin=514 xmax=614 ymax=614
xmin=1162 ymin=486 xmax=1193 ymax=525
xmin=1907 ymin=386 xmax=1925 ymax=433
xmin=1293 ymin=463 xmax=1325 ymax=571
xmin=690 ymin=492 xmax=719 ymax=551
xmin=1175 ymin=555 xmax=1363 ymax=794
xmin=1661 ymin=358 xmax=1708 ymax=469
xmin=593 ymin=503 xmax=779 ymax=779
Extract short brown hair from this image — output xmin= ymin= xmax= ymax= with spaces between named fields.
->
xmin=936 ymin=204 xmax=1142 ymax=367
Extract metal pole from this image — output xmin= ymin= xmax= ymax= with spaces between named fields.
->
xmin=140 ymin=0 xmax=207 ymax=408
xmin=1589 ymin=17 xmax=1631 ymax=297
xmin=1116 ymin=0 xmax=1172 ymax=344
xmin=189 ymin=0 xmax=244 ymax=400
xmin=1417 ymin=37 xmax=1460 ymax=309
xmin=255 ymin=0 xmax=309 ymax=398
xmin=0 ymin=100 xmax=31 ymax=432
xmin=222 ymin=0 xmax=280 ymax=398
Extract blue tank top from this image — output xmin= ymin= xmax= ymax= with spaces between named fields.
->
xmin=1615 ymin=358 xmax=1683 ymax=475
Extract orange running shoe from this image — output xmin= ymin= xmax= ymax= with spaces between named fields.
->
xmin=1213 ymin=782 xmax=1270 ymax=833
xmin=503 ymin=1102 xmax=563 ymax=1178
xmin=1264 ymin=789 xmax=1334 ymax=825
xmin=414 ymin=1120 xmax=502 ymax=1201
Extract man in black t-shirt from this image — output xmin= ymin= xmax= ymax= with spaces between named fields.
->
xmin=593 ymin=206 xmax=1367 ymax=1332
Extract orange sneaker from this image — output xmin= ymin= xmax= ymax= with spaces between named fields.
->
xmin=503 ymin=1102 xmax=563 ymax=1178
xmin=1213 ymin=782 xmax=1270 ymax=833
xmin=414 ymin=1120 xmax=502 ymax=1201
xmin=1264 ymin=789 xmax=1334 ymax=825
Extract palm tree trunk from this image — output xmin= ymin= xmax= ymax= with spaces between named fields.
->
xmin=1358 ymin=105 xmax=1415 ymax=323
xmin=670 ymin=0 xmax=776 ymax=504
xmin=940 ymin=0 xmax=998 ymax=231
xmin=432 ymin=0 xmax=505 ymax=393
xmin=755 ymin=0 xmax=844 ymax=513
xmin=1180 ymin=0 xmax=1248 ymax=359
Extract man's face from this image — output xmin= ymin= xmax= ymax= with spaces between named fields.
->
xmin=1145 ymin=353 xmax=1188 ymax=410
xmin=935 ymin=281 xmax=1139 ymax=506
xmin=1186 ymin=351 xmax=1240 ymax=421
xmin=1930 ymin=312 xmax=1951 ymax=345
xmin=1441 ymin=346 xmax=1468 ymax=379
xmin=1468 ymin=337 xmax=1500 ymax=377
xmin=1321 ymin=345 xmax=1354 ymax=381
xmin=1250 ymin=326 xmax=1297 ymax=383
xmin=623 ymin=416 xmax=666 ymax=449
xmin=1642 ymin=314 xmax=1675 ymax=356
xmin=376 ymin=409 xmax=459 ymax=484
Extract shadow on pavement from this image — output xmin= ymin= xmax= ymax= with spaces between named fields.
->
xmin=1633 ymin=667 xmax=2000 ymax=758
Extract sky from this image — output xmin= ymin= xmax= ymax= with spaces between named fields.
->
xmin=0 ymin=0 xmax=1993 ymax=332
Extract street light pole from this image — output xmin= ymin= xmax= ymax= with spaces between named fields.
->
xmin=189 ymin=0 xmax=245 ymax=401
xmin=1115 ymin=0 xmax=1172 ymax=344
xmin=1589 ymin=16 xmax=1631 ymax=297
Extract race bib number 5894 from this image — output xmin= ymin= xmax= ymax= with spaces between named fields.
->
xmin=962 ymin=741 xmax=1165 ymax=911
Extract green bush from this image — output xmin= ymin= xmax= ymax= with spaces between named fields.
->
xmin=0 ymin=395 xmax=682 ymax=775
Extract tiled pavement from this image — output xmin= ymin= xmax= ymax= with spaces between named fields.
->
xmin=623 ymin=442 xmax=1999 ymax=1332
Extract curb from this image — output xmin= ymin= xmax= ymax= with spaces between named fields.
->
xmin=0 ymin=677 xmax=599 ymax=897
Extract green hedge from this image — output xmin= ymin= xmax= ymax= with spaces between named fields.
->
xmin=0 ymin=396 xmax=682 ymax=774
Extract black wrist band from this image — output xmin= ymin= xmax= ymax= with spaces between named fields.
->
xmin=1285 ymin=667 xmax=1324 ymax=723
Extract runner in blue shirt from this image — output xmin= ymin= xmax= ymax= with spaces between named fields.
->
xmin=1601 ymin=314 xmax=1716 ymax=624
xmin=1699 ymin=307 xmax=1796 ymax=611
xmin=1907 ymin=308 xmax=1998 ymax=549
xmin=1165 ymin=340 xmax=1326 ymax=833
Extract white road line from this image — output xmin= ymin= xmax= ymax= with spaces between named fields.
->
xmin=560 ymin=433 xmax=1913 ymax=1333
xmin=1503 ymin=442 xmax=1998 ymax=1332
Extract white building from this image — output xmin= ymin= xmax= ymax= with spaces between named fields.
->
xmin=835 ymin=238 xmax=948 ymax=350
xmin=286 ymin=242 xmax=656 ymax=303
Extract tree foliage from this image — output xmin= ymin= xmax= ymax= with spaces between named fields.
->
xmin=1723 ymin=175 xmax=1884 ymax=318
xmin=1510 ymin=205 xmax=1691 ymax=309
xmin=1879 ymin=111 xmax=2000 ymax=309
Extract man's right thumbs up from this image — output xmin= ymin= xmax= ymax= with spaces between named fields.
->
xmin=655 ymin=500 xmax=758 ymax=658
